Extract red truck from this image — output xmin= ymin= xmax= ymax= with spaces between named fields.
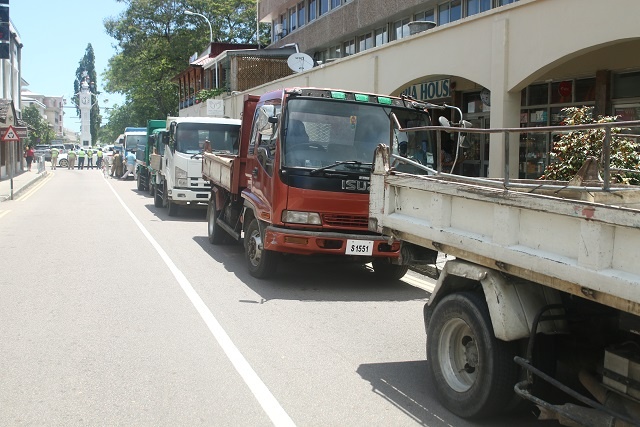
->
xmin=202 ymin=87 xmax=437 ymax=279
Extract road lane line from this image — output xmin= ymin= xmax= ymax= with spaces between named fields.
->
xmin=17 ymin=172 xmax=55 ymax=201
xmin=0 ymin=210 xmax=11 ymax=219
xmin=107 ymin=182 xmax=296 ymax=427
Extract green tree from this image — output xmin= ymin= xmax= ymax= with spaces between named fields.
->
xmin=21 ymin=104 xmax=55 ymax=146
xmin=541 ymin=106 xmax=640 ymax=185
xmin=73 ymin=44 xmax=102 ymax=144
xmin=101 ymin=0 xmax=266 ymax=139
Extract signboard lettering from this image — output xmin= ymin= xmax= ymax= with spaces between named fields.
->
xmin=401 ymin=78 xmax=450 ymax=101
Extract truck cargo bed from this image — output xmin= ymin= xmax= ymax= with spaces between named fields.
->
xmin=369 ymin=147 xmax=640 ymax=315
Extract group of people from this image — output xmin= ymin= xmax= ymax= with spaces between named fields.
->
xmin=64 ymin=147 xmax=103 ymax=170
xmin=108 ymin=149 xmax=137 ymax=180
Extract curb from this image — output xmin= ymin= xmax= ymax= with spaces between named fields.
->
xmin=0 ymin=170 xmax=49 ymax=203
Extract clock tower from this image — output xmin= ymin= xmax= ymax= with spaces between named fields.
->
xmin=79 ymin=79 xmax=92 ymax=146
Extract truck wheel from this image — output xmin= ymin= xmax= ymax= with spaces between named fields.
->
xmin=371 ymin=259 xmax=409 ymax=281
xmin=136 ymin=172 xmax=144 ymax=191
xmin=207 ymin=198 xmax=226 ymax=244
xmin=244 ymin=218 xmax=279 ymax=279
xmin=427 ymin=291 xmax=519 ymax=419
xmin=153 ymin=184 xmax=163 ymax=207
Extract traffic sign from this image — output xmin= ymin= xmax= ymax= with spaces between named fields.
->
xmin=1 ymin=125 xmax=19 ymax=141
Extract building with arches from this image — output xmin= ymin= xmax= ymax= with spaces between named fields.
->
xmin=181 ymin=0 xmax=640 ymax=178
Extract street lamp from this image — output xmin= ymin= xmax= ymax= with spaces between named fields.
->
xmin=184 ymin=10 xmax=213 ymax=43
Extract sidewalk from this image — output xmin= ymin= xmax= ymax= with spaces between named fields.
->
xmin=0 ymin=162 xmax=48 ymax=202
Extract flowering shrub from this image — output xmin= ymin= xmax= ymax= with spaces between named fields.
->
xmin=541 ymin=106 xmax=640 ymax=185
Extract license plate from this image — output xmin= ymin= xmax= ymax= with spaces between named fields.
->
xmin=345 ymin=239 xmax=374 ymax=256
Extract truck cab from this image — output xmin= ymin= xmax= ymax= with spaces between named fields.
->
xmin=154 ymin=116 xmax=241 ymax=216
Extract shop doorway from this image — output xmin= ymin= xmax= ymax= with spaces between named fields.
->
xmin=460 ymin=115 xmax=490 ymax=177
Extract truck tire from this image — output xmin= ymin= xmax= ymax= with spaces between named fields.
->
xmin=153 ymin=183 xmax=163 ymax=207
xmin=371 ymin=259 xmax=409 ymax=281
xmin=164 ymin=182 xmax=179 ymax=216
xmin=427 ymin=291 xmax=519 ymax=419
xmin=136 ymin=171 xmax=144 ymax=191
xmin=207 ymin=198 xmax=226 ymax=244
xmin=244 ymin=218 xmax=279 ymax=279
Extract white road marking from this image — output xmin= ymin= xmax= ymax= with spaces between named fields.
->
xmin=106 ymin=180 xmax=296 ymax=427
xmin=0 ymin=210 xmax=11 ymax=219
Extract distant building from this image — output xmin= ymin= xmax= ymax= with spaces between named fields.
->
xmin=21 ymin=89 xmax=65 ymax=138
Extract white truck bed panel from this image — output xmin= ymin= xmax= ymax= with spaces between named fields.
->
xmin=202 ymin=152 xmax=234 ymax=191
xmin=370 ymin=162 xmax=640 ymax=315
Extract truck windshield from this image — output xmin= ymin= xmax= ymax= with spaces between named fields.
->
xmin=176 ymin=123 xmax=241 ymax=154
xmin=125 ymin=135 xmax=147 ymax=153
xmin=282 ymin=98 xmax=433 ymax=171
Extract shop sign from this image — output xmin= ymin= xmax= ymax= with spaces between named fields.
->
xmin=401 ymin=78 xmax=450 ymax=101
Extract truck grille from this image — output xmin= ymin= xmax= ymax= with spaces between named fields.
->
xmin=323 ymin=214 xmax=368 ymax=228
xmin=189 ymin=178 xmax=211 ymax=189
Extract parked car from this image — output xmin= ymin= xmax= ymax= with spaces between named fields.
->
xmin=33 ymin=144 xmax=50 ymax=160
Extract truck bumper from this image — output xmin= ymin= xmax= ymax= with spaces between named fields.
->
xmin=168 ymin=188 xmax=210 ymax=204
xmin=263 ymin=225 xmax=401 ymax=258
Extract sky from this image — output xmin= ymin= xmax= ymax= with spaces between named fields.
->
xmin=11 ymin=0 xmax=128 ymax=134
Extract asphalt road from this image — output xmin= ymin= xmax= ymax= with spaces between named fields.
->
xmin=0 ymin=168 xmax=550 ymax=426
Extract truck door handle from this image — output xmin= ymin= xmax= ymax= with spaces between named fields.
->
xmin=252 ymin=167 xmax=258 ymax=177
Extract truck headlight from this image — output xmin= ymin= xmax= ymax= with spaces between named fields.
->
xmin=282 ymin=210 xmax=322 ymax=225
xmin=176 ymin=167 xmax=188 ymax=187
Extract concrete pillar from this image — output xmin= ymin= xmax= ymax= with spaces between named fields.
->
xmin=488 ymin=17 xmax=520 ymax=178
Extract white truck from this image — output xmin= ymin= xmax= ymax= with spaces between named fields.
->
xmin=153 ymin=116 xmax=241 ymax=216
xmin=369 ymin=120 xmax=640 ymax=426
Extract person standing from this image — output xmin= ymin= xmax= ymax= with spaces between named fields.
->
xmin=121 ymin=149 xmax=137 ymax=180
xmin=111 ymin=150 xmax=122 ymax=177
xmin=96 ymin=148 xmax=103 ymax=171
xmin=77 ymin=147 xmax=86 ymax=170
xmin=86 ymin=147 xmax=94 ymax=169
xmin=67 ymin=148 xmax=77 ymax=170
xmin=24 ymin=146 xmax=35 ymax=171
xmin=50 ymin=146 xmax=59 ymax=170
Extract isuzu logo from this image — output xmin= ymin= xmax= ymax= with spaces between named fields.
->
xmin=341 ymin=180 xmax=370 ymax=192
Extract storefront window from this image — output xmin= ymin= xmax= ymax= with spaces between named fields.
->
xmin=575 ymin=78 xmax=596 ymax=102
xmin=613 ymin=71 xmax=640 ymax=99
xmin=550 ymin=81 xmax=572 ymax=104
xmin=528 ymin=84 xmax=548 ymax=106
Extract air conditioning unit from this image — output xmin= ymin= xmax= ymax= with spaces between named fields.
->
xmin=274 ymin=23 xmax=284 ymax=36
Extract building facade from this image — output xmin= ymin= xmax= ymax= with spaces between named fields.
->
xmin=0 ymin=14 xmax=23 ymax=179
xmin=212 ymin=0 xmax=639 ymax=178
xmin=21 ymin=89 xmax=65 ymax=138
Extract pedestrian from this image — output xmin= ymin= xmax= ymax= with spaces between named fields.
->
xmin=203 ymin=139 xmax=212 ymax=153
xmin=77 ymin=147 xmax=86 ymax=170
xmin=86 ymin=147 xmax=94 ymax=169
xmin=67 ymin=148 xmax=77 ymax=170
xmin=24 ymin=145 xmax=35 ymax=171
xmin=96 ymin=148 xmax=103 ymax=171
xmin=121 ymin=149 xmax=137 ymax=180
xmin=50 ymin=146 xmax=59 ymax=170
xmin=111 ymin=150 xmax=122 ymax=178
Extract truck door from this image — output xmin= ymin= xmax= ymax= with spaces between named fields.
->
xmin=247 ymin=103 xmax=280 ymax=218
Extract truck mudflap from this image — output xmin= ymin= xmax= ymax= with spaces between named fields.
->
xmin=263 ymin=225 xmax=401 ymax=258
xmin=514 ymin=358 xmax=640 ymax=427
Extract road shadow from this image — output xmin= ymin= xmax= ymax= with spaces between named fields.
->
xmin=143 ymin=200 xmax=207 ymax=223
xmin=193 ymin=235 xmax=430 ymax=303
xmin=356 ymin=360 xmax=548 ymax=427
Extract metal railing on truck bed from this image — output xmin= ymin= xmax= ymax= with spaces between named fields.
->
xmin=370 ymin=120 xmax=640 ymax=316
